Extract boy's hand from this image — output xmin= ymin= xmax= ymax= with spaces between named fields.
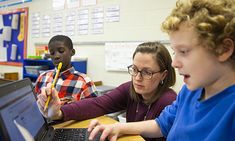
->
xmin=88 ymin=119 xmax=120 ymax=141
xmin=36 ymin=83 xmax=63 ymax=120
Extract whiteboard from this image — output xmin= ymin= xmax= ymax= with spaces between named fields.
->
xmin=105 ymin=42 xmax=142 ymax=71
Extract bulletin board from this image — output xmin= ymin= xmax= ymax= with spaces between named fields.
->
xmin=0 ymin=7 xmax=28 ymax=66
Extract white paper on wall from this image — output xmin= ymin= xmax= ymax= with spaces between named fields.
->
xmin=91 ymin=7 xmax=104 ymax=35
xmin=65 ymin=10 xmax=76 ymax=36
xmin=81 ymin=0 xmax=96 ymax=6
xmin=41 ymin=14 xmax=51 ymax=37
xmin=77 ymin=9 xmax=89 ymax=35
xmin=53 ymin=0 xmax=65 ymax=10
xmin=0 ymin=15 xmax=3 ymax=29
xmin=31 ymin=12 xmax=41 ymax=38
xmin=67 ymin=0 xmax=79 ymax=8
xmin=12 ymin=14 xmax=19 ymax=30
xmin=0 ymin=47 xmax=7 ymax=61
xmin=106 ymin=5 xmax=120 ymax=23
xmin=10 ymin=44 xmax=17 ymax=61
xmin=52 ymin=12 xmax=63 ymax=35
xmin=0 ymin=34 xmax=7 ymax=61
xmin=2 ymin=26 xmax=12 ymax=41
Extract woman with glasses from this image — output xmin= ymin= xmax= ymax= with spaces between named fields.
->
xmin=37 ymin=41 xmax=177 ymax=141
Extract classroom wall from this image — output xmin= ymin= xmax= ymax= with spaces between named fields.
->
xmin=0 ymin=0 xmax=184 ymax=92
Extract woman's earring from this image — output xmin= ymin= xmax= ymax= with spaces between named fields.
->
xmin=160 ymin=80 xmax=164 ymax=85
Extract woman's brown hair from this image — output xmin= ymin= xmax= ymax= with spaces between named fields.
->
xmin=130 ymin=42 xmax=176 ymax=104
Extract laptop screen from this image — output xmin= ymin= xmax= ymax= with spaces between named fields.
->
xmin=0 ymin=79 xmax=45 ymax=141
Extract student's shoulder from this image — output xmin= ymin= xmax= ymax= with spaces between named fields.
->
xmin=38 ymin=69 xmax=54 ymax=77
xmin=73 ymin=70 xmax=88 ymax=77
xmin=72 ymin=70 xmax=92 ymax=82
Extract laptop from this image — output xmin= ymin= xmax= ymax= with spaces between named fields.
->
xmin=0 ymin=78 xmax=12 ymax=85
xmin=0 ymin=78 xmax=103 ymax=141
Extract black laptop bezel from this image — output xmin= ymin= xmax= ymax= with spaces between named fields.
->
xmin=0 ymin=79 xmax=30 ymax=141
xmin=0 ymin=78 xmax=50 ymax=141
xmin=0 ymin=78 xmax=12 ymax=85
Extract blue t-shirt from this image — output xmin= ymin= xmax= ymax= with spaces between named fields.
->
xmin=156 ymin=85 xmax=235 ymax=141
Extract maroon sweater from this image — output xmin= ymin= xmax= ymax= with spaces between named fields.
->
xmin=61 ymin=81 xmax=177 ymax=141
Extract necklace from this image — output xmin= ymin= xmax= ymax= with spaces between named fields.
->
xmin=136 ymin=102 xmax=152 ymax=120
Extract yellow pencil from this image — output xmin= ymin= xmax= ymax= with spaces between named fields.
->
xmin=44 ymin=62 xmax=62 ymax=111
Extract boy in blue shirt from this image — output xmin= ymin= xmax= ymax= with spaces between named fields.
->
xmin=87 ymin=0 xmax=235 ymax=140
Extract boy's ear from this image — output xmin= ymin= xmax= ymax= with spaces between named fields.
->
xmin=71 ymin=49 xmax=75 ymax=56
xmin=218 ymin=38 xmax=234 ymax=62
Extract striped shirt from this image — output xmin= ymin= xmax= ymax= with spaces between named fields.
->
xmin=35 ymin=67 xmax=97 ymax=104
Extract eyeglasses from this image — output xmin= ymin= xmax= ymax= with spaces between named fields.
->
xmin=127 ymin=65 xmax=161 ymax=80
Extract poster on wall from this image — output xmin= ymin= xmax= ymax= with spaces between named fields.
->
xmin=0 ymin=7 xmax=28 ymax=66
xmin=0 ymin=0 xmax=32 ymax=8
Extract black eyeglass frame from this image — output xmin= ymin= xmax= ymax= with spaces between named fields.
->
xmin=127 ymin=65 xmax=162 ymax=80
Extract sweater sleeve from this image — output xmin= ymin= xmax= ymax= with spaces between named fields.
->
xmin=61 ymin=81 xmax=131 ymax=121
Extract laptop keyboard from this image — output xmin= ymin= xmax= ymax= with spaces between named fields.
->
xmin=52 ymin=128 xmax=104 ymax=141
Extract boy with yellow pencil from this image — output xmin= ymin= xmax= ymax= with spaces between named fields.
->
xmin=44 ymin=62 xmax=62 ymax=111
xmin=35 ymin=35 xmax=97 ymax=107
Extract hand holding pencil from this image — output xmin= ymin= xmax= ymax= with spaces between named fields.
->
xmin=36 ymin=82 xmax=63 ymax=120
xmin=44 ymin=62 xmax=62 ymax=111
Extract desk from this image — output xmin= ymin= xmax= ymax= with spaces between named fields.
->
xmin=53 ymin=116 xmax=145 ymax=141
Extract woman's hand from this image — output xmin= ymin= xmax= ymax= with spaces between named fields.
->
xmin=36 ymin=83 xmax=63 ymax=120
xmin=88 ymin=119 xmax=121 ymax=141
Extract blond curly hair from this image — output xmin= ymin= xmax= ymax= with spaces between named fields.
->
xmin=162 ymin=0 xmax=235 ymax=64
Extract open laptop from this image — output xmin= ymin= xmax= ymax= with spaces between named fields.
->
xmin=0 ymin=78 xmax=103 ymax=141
xmin=0 ymin=78 xmax=12 ymax=85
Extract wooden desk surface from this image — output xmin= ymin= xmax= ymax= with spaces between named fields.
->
xmin=53 ymin=116 xmax=145 ymax=141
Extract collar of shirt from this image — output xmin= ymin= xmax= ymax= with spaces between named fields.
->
xmin=55 ymin=67 xmax=75 ymax=80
